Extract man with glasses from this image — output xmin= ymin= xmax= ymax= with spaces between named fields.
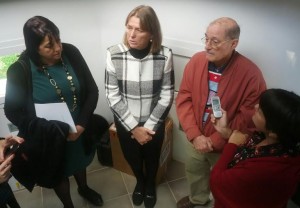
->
xmin=176 ymin=17 xmax=266 ymax=208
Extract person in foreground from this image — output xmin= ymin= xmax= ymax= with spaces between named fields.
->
xmin=0 ymin=136 xmax=24 ymax=208
xmin=105 ymin=5 xmax=174 ymax=208
xmin=176 ymin=17 xmax=266 ymax=208
xmin=210 ymin=88 xmax=300 ymax=208
xmin=4 ymin=16 xmax=102 ymax=207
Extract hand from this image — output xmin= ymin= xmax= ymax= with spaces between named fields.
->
xmin=228 ymin=130 xmax=248 ymax=145
xmin=67 ymin=125 xmax=85 ymax=141
xmin=0 ymin=154 xmax=14 ymax=183
xmin=211 ymin=109 xmax=232 ymax=138
xmin=0 ymin=136 xmax=24 ymax=161
xmin=192 ymin=135 xmax=213 ymax=153
xmin=131 ymin=126 xmax=155 ymax=145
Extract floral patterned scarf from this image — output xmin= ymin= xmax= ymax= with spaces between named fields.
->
xmin=228 ymin=131 xmax=295 ymax=168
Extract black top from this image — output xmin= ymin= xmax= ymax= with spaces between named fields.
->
xmin=129 ymin=43 xmax=151 ymax=59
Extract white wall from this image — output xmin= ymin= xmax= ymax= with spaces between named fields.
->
xmin=0 ymin=0 xmax=299 ymax=162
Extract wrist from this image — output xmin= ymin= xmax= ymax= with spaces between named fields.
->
xmin=221 ymin=128 xmax=233 ymax=139
xmin=131 ymin=124 xmax=139 ymax=132
xmin=225 ymin=128 xmax=233 ymax=139
xmin=190 ymin=135 xmax=200 ymax=143
xmin=131 ymin=127 xmax=136 ymax=134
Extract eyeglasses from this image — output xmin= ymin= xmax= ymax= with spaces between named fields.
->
xmin=201 ymin=37 xmax=232 ymax=49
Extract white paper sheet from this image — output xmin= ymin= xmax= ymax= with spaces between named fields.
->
xmin=34 ymin=103 xmax=77 ymax=133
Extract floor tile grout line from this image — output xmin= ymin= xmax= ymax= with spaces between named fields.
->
xmin=120 ymin=172 xmax=131 ymax=195
xmin=102 ymin=193 xmax=130 ymax=203
xmin=40 ymin=187 xmax=44 ymax=208
xmin=120 ymin=171 xmax=135 ymax=208
xmin=166 ymin=176 xmax=186 ymax=184
xmin=166 ymin=180 xmax=178 ymax=204
xmin=86 ymin=165 xmax=110 ymax=174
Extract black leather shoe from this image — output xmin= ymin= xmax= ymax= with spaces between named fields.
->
xmin=144 ymin=194 xmax=157 ymax=208
xmin=78 ymin=186 xmax=103 ymax=206
xmin=144 ymin=180 xmax=156 ymax=208
xmin=132 ymin=191 xmax=144 ymax=206
xmin=132 ymin=183 xmax=144 ymax=206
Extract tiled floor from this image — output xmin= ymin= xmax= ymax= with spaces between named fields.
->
xmin=11 ymin=155 xmax=300 ymax=208
xmin=12 ymin=155 xmax=191 ymax=208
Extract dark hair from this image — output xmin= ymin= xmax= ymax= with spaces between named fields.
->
xmin=259 ymin=89 xmax=300 ymax=151
xmin=123 ymin=5 xmax=162 ymax=53
xmin=23 ymin=16 xmax=60 ymax=67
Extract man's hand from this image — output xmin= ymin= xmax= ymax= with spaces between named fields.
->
xmin=192 ymin=135 xmax=213 ymax=153
xmin=131 ymin=126 xmax=155 ymax=145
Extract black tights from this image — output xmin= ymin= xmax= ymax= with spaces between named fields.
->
xmin=115 ymin=120 xmax=165 ymax=194
xmin=53 ymin=169 xmax=87 ymax=208
xmin=0 ymin=194 xmax=20 ymax=208
xmin=0 ymin=182 xmax=20 ymax=208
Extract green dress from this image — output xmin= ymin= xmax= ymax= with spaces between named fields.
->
xmin=30 ymin=56 xmax=94 ymax=177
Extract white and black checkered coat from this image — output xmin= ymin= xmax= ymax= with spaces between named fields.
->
xmin=105 ymin=43 xmax=174 ymax=131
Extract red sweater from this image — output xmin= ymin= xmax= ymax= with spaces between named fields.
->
xmin=210 ymin=143 xmax=300 ymax=208
xmin=176 ymin=51 xmax=266 ymax=151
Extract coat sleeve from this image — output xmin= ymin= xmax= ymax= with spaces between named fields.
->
xmin=210 ymin=143 xmax=247 ymax=205
xmin=176 ymin=57 xmax=202 ymax=141
xmin=4 ymin=60 xmax=36 ymax=134
xmin=144 ymin=49 xmax=174 ymax=131
xmin=105 ymin=50 xmax=139 ymax=131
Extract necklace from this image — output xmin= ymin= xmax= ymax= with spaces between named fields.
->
xmin=42 ymin=60 xmax=78 ymax=112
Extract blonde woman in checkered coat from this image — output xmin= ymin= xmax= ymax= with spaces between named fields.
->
xmin=105 ymin=5 xmax=174 ymax=208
